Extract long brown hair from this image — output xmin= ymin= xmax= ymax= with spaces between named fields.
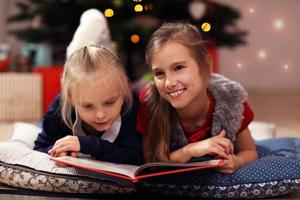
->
xmin=144 ymin=22 xmax=212 ymax=162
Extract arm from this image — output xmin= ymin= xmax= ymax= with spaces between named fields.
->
xmin=216 ymin=127 xmax=258 ymax=174
xmin=33 ymin=95 xmax=71 ymax=153
xmin=169 ymin=130 xmax=233 ymax=163
xmin=52 ymin=93 xmax=143 ymax=165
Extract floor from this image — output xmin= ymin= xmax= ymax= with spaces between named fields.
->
xmin=247 ymin=89 xmax=300 ymax=138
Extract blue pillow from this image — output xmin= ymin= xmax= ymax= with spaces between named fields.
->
xmin=139 ymin=137 xmax=300 ymax=199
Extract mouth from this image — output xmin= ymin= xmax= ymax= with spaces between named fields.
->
xmin=94 ymin=120 xmax=110 ymax=126
xmin=167 ymin=88 xmax=186 ymax=98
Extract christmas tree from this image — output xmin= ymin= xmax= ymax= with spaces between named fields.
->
xmin=7 ymin=0 xmax=247 ymax=80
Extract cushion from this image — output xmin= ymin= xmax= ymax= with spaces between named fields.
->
xmin=10 ymin=122 xmax=41 ymax=149
xmin=140 ymin=137 xmax=300 ymax=198
xmin=0 ymin=123 xmax=299 ymax=198
xmin=0 ymin=141 xmax=135 ymax=194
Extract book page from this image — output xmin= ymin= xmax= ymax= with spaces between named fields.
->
xmin=135 ymin=159 xmax=223 ymax=176
xmin=51 ymin=156 xmax=140 ymax=179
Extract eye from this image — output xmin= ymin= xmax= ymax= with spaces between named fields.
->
xmin=175 ymin=65 xmax=185 ymax=71
xmin=104 ymin=100 xmax=116 ymax=106
xmin=81 ymin=104 xmax=93 ymax=109
xmin=153 ymin=70 xmax=165 ymax=79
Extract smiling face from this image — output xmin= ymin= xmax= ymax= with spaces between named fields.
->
xmin=72 ymin=78 xmax=123 ymax=132
xmin=151 ymin=41 xmax=210 ymax=112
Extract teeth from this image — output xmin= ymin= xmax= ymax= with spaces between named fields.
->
xmin=169 ymin=89 xmax=184 ymax=97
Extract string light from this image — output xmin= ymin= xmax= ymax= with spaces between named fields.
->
xmin=131 ymin=34 xmax=140 ymax=43
xmin=257 ymin=50 xmax=267 ymax=59
xmin=283 ymin=64 xmax=289 ymax=70
xmin=249 ymin=8 xmax=254 ymax=14
xmin=273 ymin=19 xmax=284 ymax=30
xmin=201 ymin=22 xmax=211 ymax=32
xmin=237 ymin=63 xmax=243 ymax=68
xmin=104 ymin=9 xmax=114 ymax=17
xmin=134 ymin=4 xmax=143 ymax=12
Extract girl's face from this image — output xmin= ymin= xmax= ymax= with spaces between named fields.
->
xmin=151 ymin=41 xmax=209 ymax=111
xmin=72 ymin=79 xmax=123 ymax=132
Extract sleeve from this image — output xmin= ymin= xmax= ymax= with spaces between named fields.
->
xmin=33 ymin=94 xmax=71 ymax=153
xmin=239 ymin=101 xmax=254 ymax=133
xmin=136 ymin=87 xmax=149 ymax=135
xmin=78 ymin=93 xmax=143 ymax=165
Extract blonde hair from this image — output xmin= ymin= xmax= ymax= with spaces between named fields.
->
xmin=61 ymin=45 xmax=131 ymax=128
xmin=144 ymin=22 xmax=212 ymax=162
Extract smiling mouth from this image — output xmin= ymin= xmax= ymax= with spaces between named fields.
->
xmin=167 ymin=88 xmax=186 ymax=98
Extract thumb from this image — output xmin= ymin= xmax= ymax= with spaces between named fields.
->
xmin=218 ymin=129 xmax=226 ymax=137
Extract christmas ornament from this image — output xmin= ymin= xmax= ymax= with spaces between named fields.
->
xmin=188 ymin=0 xmax=206 ymax=20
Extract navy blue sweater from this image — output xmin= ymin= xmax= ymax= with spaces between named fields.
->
xmin=33 ymin=93 xmax=143 ymax=165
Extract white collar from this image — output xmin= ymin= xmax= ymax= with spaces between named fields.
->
xmin=72 ymin=110 xmax=121 ymax=143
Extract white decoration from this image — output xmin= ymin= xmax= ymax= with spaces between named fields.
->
xmin=248 ymin=121 xmax=276 ymax=140
xmin=188 ymin=1 xmax=206 ymax=20
xmin=66 ymin=9 xmax=112 ymax=58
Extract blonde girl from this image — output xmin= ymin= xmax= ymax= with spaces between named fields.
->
xmin=34 ymin=45 xmax=142 ymax=165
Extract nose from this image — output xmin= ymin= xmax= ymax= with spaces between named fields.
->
xmin=95 ymin=109 xmax=105 ymax=120
xmin=165 ymin=76 xmax=177 ymax=89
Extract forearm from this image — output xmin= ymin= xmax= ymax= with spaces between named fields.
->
xmin=169 ymin=143 xmax=208 ymax=163
xmin=169 ymin=146 xmax=191 ymax=163
xmin=236 ymin=149 xmax=258 ymax=166
xmin=79 ymin=136 xmax=143 ymax=165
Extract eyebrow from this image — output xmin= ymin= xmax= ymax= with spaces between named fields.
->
xmin=152 ymin=61 xmax=187 ymax=71
xmin=104 ymin=95 xmax=120 ymax=101
xmin=79 ymin=94 xmax=120 ymax=105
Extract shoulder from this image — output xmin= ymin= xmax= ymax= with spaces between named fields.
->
xmin=240 ymin=101 xmax=254 ymax=131
xmin=138 ymin=86 xmax=150 ymax=103
xmin=46 ymin=94 xmax=62 ymax=115
xmin=120 ymin=91 xmax=140 ymax=121
xmin=208 ymin=73 xmax=248 ymax=102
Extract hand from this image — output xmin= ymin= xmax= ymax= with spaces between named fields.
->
xmin=215 ymin=154 xmax=244 ymax=174
xmin=48 ymin=135 xmax=80 ymax=157
xmin=185 ymin=130 xmax=233 ymax=159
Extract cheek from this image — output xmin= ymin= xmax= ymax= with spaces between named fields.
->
xmin=77 ymin=108 xmax=93 ymax=120
xmin=155 ymin=79 xmax=164 ymax=91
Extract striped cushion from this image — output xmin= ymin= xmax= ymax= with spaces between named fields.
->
xmin=0 ymin=137 xmax=299 ymax=198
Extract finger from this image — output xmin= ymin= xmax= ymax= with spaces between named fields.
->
xmin=51 ymin=140 xmax=73 ymax=152
xmin=215 ymin=138 xmax=232 ymax=154
xmin=218 ymin=129 xmax=226 ymax=137
xmin=210 ymin=145 xmax=228 ymax=159
xmin=48 ymin=148 xmax=54 ymax=155
xmin=71 ymin=152 xmax=78 ymax=157
xmin=55 ymin=161 xmax=68 ymax=167
xmin=54 ymin=145 xmax=77 ymax=155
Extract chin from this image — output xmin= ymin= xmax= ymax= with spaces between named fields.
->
xmin=170 ymin=102 xmax=187 ymax=109
xmin=93 ymin=124 xmax=112 ymax=132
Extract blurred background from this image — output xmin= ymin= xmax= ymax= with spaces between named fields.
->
xmin=0 ymin=0 xmax=299 ymax=139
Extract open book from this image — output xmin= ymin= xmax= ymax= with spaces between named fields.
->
xmin=51 ymin=156 xmax=224 ymax=182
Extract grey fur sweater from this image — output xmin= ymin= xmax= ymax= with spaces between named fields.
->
xmin=171 ymin=73 xmax=248 ymax=150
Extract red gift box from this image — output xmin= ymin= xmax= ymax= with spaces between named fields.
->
xmin=33 ymin=67 xmax=63 ymax=113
